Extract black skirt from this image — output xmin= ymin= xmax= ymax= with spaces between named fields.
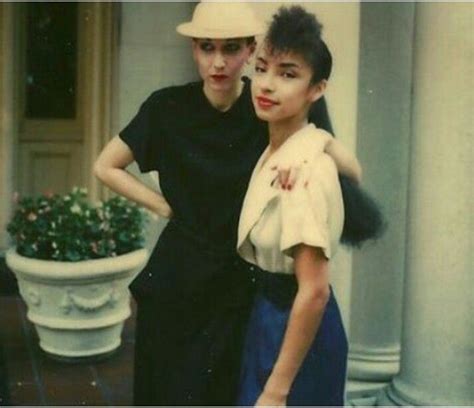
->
xmin=130 ymin=220 xmax=256 ymax=406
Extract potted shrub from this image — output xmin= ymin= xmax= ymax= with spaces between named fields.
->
xmin=5 ymin=187 xmax=149 ymax=359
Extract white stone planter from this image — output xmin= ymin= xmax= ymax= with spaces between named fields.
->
xmin=6 ymin=248 xmax=148 ymax=359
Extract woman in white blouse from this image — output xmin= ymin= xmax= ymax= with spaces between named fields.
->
xmin=237 ymin=7 xmax=349 ymax=406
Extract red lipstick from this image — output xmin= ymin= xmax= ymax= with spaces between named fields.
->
xmin=256 ymin=96 xmax=278 ymax=109
xmin=211 ymin=74 xmax=228 ymax=82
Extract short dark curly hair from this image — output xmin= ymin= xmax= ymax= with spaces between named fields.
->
xmin=265 ymin=6 xmax=332 ymax=84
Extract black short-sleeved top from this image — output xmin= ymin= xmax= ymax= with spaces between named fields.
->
xmin=119 ymin=77 xmax=332 ymax=299
xmin=120 ymin=78 xmax=266 ymax=250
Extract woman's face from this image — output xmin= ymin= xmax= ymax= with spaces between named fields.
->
xmin=192 ymin=38 xmax=255 ymax=93
xmin=251 ymin=46 xmax=324 ymax=123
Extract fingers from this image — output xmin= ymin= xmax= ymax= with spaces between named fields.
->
xmin=278 ymin=168 xmax=291 ymax=190
xmin=276 ymin=166 xmax=301 ymax=190
xmin=287 ymin=166 xmax=300 ymax=190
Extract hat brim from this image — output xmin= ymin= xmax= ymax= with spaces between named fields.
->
xmin=176 ymin=22 xmax=265 ymax=39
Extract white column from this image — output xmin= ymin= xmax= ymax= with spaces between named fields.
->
xmin=379 ymin=3 xmax=473 ymax=405
xmin=346 ymin=4 xmax=415 ymax=402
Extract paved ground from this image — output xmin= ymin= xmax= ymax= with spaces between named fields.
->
xmin=0 ymin=294 xmax=135 ymax=405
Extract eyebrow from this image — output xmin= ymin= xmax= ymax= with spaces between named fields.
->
xmin=257 ymin=57 xmax=301 ymax=69
xmin=279 ymin=62 xmax=301 ymax=69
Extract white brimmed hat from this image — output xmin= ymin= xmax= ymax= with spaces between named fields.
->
xmin=176 ymin=2 xmax=265 ymax=39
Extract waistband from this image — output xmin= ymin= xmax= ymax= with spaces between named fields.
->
xmin=166 ymin=218 xmax=237 ymax=258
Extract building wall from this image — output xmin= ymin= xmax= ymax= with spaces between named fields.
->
xmin=0 ymin=4 xmax=18 ymax=254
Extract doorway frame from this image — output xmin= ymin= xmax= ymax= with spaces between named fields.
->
xmin=0 ymin=3 xmax=118 ymax=252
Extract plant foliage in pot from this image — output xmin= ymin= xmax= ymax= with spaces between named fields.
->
xmin=6 ymin=187 xmax=149 ymax=359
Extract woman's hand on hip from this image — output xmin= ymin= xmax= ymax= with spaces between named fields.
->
xmin=94 ymin=135 xmax=173 ymax=218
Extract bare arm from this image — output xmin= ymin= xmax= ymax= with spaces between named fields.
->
xmin=308 ymin=97 xmax=361 ymax=183
xmin=325 ymin=138 xmax=362 ymax=183
xmin=93 ymin=135 xmax=172 ymax=218
xmin=256 ymin=245 xmax=330 ymax=406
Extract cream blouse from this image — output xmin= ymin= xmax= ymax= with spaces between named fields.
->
xmin=237 ymin=124 xmax=344 ymax=274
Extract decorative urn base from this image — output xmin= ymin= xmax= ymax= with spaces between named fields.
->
xmin=6 ymin=248 xmax=148 ymax=359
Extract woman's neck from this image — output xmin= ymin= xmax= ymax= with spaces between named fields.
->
xmin=203 ymin=79 xmax=244 ymax=112
xmin=268 ymin=113 xmax=309 ymax=153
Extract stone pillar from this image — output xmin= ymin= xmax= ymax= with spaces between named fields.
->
xmin=379 ymin=3 xmax=473 ymax=405
xmin=346 ymin=4 xmax=415 ymax=402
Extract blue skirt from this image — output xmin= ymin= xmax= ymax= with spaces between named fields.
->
xmin=236 ymin=271 xmax=348 ymax=406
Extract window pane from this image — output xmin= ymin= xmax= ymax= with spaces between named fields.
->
xmin=25 ymin=3 xmax=78 ymax=119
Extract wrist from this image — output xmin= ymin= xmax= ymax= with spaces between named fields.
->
xmin=159 ymin=203 xmax=172 ymax=218
xmin=264 ymin=373 xmax=291 ymax=398
xmin=148 ymin=201 xmax=161 ymax=216
xmin=149 ymin=195 xmax=172 ymax=218
xmin=158 ymin=205 xmax=173 ymax=219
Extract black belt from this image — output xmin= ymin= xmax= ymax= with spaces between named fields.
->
xmin=167 ymin=218 xmax=237 ymax=258
xmin=254 ymin=269 xmax=298 ymax=308
xmin=255 ymin=269 xmax=334 ymax=309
